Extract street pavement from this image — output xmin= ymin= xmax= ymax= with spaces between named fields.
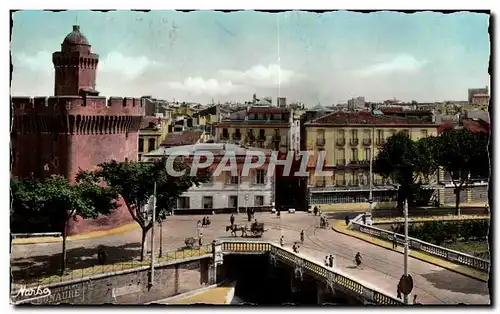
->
xmin=11 ymin=212 xmax=490 ymax=305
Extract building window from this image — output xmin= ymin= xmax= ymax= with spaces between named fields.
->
xmin=222 ymin=128 xmax=229 ymax=139
xmin=351 ymin=148 xmax=358 ymax=161
xmin=255 ymin=195 xmax=264 ymax=206
xmin=203 ymin=196 xmax=213 ymax=209
xmin=402 ymin=129 xmax=410 ymax=137
xmin=178 ymin=197 xmax=190 ymax=209
xmin=420 ymin=129 xmax=428 ymax=137
xmin=255 ymin=170 xmax=265 ymax=184
xmin=229 ymin=196 xmax=238 ymax=208
xmin=148 ymin=138 xmax=156 ymax=152
xmin=138 ymin=138 xmax=144 ymax=152
xmin=377 ymin=129 xmax=383 ymax=140
xmin=364 ymin=148 xmax=371 ymax=161
xmin=351 ymin=129 xmax=358 ymax=139
xmin=228 ymin=175 xmax=239 ymax=185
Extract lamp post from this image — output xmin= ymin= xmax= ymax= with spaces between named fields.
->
xmin=403 ymin=199 xmax=409 ymax=301
xmin=368 ymin=126 xmax=374 ymax=213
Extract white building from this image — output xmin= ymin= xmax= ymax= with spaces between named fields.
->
xmin=142 ymin=143 xmax=275 ymax=212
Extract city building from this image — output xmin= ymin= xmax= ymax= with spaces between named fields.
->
xmin=11 ymin=25 xmax=144 ymax=234
xmin=304 ymin=111 xmax=438 ymax=206
xmin=347 ymin=96 xmax=365 ymax=110
xmin=138 ymin=116 xmax=171 ymax=160
xmin=214 ymin=106 xmax=300 ymax=153
xmin=277 ymin=97 xmax=287 ymax=108
xmin=141 ymin=143 xmax=275 ymax=212
xmin=437 ymin=117 xmax=489 ymax=206
xmin=468 ymin=86 xmax=489 ymax=104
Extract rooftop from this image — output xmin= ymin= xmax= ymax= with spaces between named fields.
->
xmin=140 ymin=116 xmax=163 ymax=130
xmin=306 ymin=111 xmax=436 ymax=126
xmin=160 ymin=131 xmax=203 ymax=147
xmin=143 ymin=143 xmax=270 ymax=157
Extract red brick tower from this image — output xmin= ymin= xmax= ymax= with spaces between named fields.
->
xmin=52 ymin=25 xmax=99 ymax=96
xmin=11 ymin=25 xmax=145 ymax=234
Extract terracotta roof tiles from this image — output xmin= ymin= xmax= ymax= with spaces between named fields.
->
xmin=308 ymin=111 xmax=435 ymax=126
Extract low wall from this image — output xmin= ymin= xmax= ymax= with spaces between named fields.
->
xmin=12 ymin=256 xmax=212 ymax=305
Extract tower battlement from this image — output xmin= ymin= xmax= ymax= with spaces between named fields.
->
xmin=12 ymin=96 xmax=145 ymax=116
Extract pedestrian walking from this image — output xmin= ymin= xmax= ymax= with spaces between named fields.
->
xmin=313 ymin=206 xmax=318 ymax=216
xmin=198 ymin=232 xmax=203 ymax=246
xmin=300 ymin=230 xmax=304 ymax=243
xmin=345 ymin=215 xmax=350 ymax=226
xmin=392 ymin=233 xmax=398 ymax=249
xmin=280 ymin=235 xmax=285 ymax=247
xmin=362 ymin=214 xmax=366 ymax=225
xmin=230 ymin=214 xmax=235 ymax=226
xmin=324 ymin=256 xmax=329 ymax=266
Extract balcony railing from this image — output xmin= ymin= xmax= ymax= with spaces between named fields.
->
xmin=336 ymin=138 xmax=346 ymax=146
xmin=350 ymin=138 xmax=359 ymax=146
xmin=247 ymin=133 xmax=255 ymax=142
xmin=316 ymin=180 xmax=326 ymax=187
xmin=272 ymin=134 xmax=281 ymax=142
xmin=363 ymin=138 xmax=372 ymax=146
xmin=257 ymin=135 xmax=266 ymax=141
xmin=336 ymin=159 xmax=346 ymax=165
xmin=336 ymin=179 xmax=346 ymax=186
xmin=316 ymin=138 xmax=326 ymax=146
xmin=232 ymin=133 xmax=241 ymax=140
xmin=221 ymin=134 xmax=229 ymax=140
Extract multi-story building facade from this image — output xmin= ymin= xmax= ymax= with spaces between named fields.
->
xmin=142 ymin=143 xmax=274 ymax=212
xmin=214 ymin=106 xmax=300 ymax=153
xmin=138 ymin=116 xmax=171 ymax=160
xmin=304 ymin=111 xmax=438 ymax=205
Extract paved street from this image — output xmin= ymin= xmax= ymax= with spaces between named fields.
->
xmin=11 ymin=212 xmax=490 ymax=305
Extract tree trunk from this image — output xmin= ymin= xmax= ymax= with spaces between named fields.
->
xmin=140 ymin=228 xmax=148 ymax=262
xmin=61 ymin=218 xmax=69 ymax=275
xmin=455 ymin=187 xmax=461 ymax=216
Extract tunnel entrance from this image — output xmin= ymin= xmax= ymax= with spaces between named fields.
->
xmin=218 ymin=254 xmax=362 ymax=305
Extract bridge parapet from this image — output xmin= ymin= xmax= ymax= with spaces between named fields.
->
xmin=220 ymin=239 xmax=402 ymax=305
xmin=348 ymin=214 xmax=490 ymax=273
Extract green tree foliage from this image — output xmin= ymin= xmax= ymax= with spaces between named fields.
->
xmin=394 ymin=220 xmax=489 ymax=245
xmin=433 ymin=129 xmax=489 ymax=215
xmin=373 ymin=132 xmax=438 ymax=209
xmin=10 ymin=175 xmax=119 ymax=273
xmin=90 ymin=158 xmax=209 ymax=261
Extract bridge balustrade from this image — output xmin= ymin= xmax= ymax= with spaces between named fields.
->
xmin=349 ymin=214 xmax=490 ymax=273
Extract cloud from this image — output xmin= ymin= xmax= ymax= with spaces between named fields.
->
xmin=167 ymin=77 xmax=242 ymax=95
xmin=14 ymin=51 xmax=53 ymax=74
xmin=218 ymin=64 xmax=302 ymax=87
xmin=99 ymin=52 xmax=157 ymax=80
xmin=355 ymin=54 xmax=429 ymax=77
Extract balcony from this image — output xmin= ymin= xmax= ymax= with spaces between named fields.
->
xmin=315 ymin=180 xmax=326 ymax=187
xmin=363 ymin=138 xmax=372 ymax=146
xmin=350 ymin=138 xmax=359 ymax=146
xmin=221 ymin=134 xmax=229 ymax=140
xmin=257 ymin=134 xmax=266 ymax=142
xmin=336 ymin=159 xmax=346 ymax=165
xmin=247 ymin=133 xmax=255 ymax=142
xmin=376 ymin=138 xmax=386 ymax=146
xmin=336 ymin=138 xmax=346 ymax=146
xmin=272 ymin=134 xmax=282 ymax=142
xmin=232 ymin=133 xmax=241 ymax=141
xmin=348 ymin=180 xmax=360 ymax=186
xmin=335 ymin=179 xmax=346 ymax=186
xmin=316 ymin=138 xmax=326 ymax=146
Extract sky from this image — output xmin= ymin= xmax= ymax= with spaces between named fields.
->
xmin=10 ymin=10 xmax=490 ymax=105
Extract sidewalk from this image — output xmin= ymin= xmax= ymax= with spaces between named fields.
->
xmin=330 ymin=219 xmax=488 ymax=282
xmin=159 ymin=281 xmax=236 ymax=304
xmin=11 ymin=222 xmax=139 ymax=245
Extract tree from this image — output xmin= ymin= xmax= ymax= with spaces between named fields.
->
xmin=91 ymin=159 xmax=209 ymax=261
xmin=10 ymin=175 xmax=119 ymax=273
xmin=373 ymin=132 xmax=439 ymax=210
xmin=433 ymin=128 xmax=489 ymax=215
